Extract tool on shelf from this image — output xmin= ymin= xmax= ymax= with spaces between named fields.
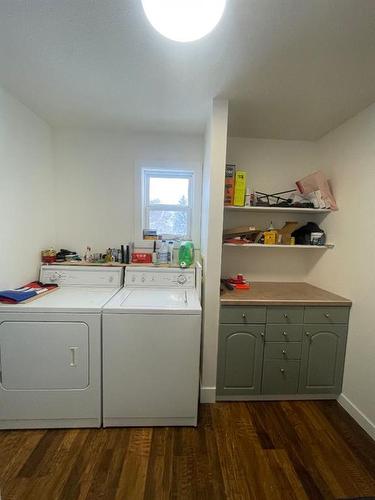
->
xmin=222 ymin=274 xmax=251 ymax=290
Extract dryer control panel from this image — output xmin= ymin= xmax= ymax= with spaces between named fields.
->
xmin=125 ymin=267 xmax=195 ymax=288
xmin=40 ymin=266 xmax=123 ymax=288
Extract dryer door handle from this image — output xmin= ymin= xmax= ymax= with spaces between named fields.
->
xmin=69 ymin=346 xmax=79 ymax=367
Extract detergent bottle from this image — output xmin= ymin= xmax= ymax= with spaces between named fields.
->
xmin=178 ymin=241 xmax=194 ymax=268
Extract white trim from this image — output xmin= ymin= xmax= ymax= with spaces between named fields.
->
xmin=0 ymin=418 xmax=100 ymax=429
xmin=216 ymin=394 xmax=338 ymax=401
xmin=338 ymin=393 xmax=375 ymax=440
xmin=103 ymin=417 xmax=197 ymax=427
xmin=200 ymin=386 xmax=216 ymax=403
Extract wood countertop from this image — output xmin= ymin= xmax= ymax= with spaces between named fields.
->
xmin=220 ymin=282 xmax=351 ymax=306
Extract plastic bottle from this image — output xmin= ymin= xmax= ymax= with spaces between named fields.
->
xmin=173 ymin=240 xmax=180 ymax=266
xmin=245 ymin=187 xmax=251 ymax=207
xmin=178 ymin=241 xmax=194 ymax=268
xmin=157 ymin=240 xmax=169 ymax=264
xmin=168 ymin=241 xmax=174 ymax=264
xmin=152 ymin=241 xmax=157 ymax=264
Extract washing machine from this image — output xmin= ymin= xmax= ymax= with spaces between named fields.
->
xmin=102 ymin=266 xmax=202 ymax=427
xmin=0 ymin=265 xmax=123 ymax=429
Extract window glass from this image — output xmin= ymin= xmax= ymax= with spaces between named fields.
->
xmin=143 ymin=170 xmax=193 ymax=239
xmin=149 ymin=177 xmax=189 ymax=205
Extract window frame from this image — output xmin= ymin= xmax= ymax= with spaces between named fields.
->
xmin=142 ymin=169 xmax=194 ymax=240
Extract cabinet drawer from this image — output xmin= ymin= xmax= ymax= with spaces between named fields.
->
xmin=266 ymin=325 xmax=302 ymax=342
xmin=264 ymin=342 xmax=302 ymax=360
xmin=304 ymin=307 xmax=350 ymax=324
xmin=220 ymin=306 xmax=266 ymax=324
xmin=262 ymin=359 xmax=301 ymax=394
xmin=267 ymin=307 xmax=304 ymax=324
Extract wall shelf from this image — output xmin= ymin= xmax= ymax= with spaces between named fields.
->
xmin=223 ymin=243 xmax=334 ymax=249
xmin=224 ymin=206 xmax=333 ymax=214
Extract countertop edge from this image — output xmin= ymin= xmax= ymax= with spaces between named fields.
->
xmin=220 ymin=282 xmax=352 ymax=306
xmin=220 ymin=299 xmax=352 ymax=306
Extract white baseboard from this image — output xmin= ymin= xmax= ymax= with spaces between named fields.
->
xmin=200 ymin=386 xmax=216 ymax=403
xmin=338 ymin=393 xmax=375 ymax=441
xmin=216 ymin=394 xmax=337 ymax=401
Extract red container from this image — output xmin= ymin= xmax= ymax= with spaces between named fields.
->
xmin=131 ymin=252 xmax=152 ymax=264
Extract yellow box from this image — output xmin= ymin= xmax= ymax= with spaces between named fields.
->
xmin=233 ymin=171 xmax=247 ymax=206
xmin=264 ymin=230 xmax=278 ymax=245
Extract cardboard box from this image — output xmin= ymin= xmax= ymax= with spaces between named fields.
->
xmin=278 ymin=221 xmax=299 ymax=245
xmin=233 ymin=171 xmax=247 ymax=206
xmin=224 ymin=164 xmax=236 ymax=205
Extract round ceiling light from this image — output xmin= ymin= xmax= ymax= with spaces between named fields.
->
xmin=141 ymin=0 xmax=226 ymax=43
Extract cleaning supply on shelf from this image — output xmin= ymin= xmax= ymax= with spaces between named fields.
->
xmin=168 ymin=241 xmax=174 ymax=264
xmin=172 ymin=240 xmax=180 ymax=265
xmin=152 ymin=241 xmax=157 ymax=264
xmin=157 ymin=240 xmax=169 ymax=264
xmin=245 ymin=187 xmax=251 ymax=207
xmin=178 ymin=241 xmax=194 ymax=268
xmin=233 ymin=171 xmax=247 ymax=206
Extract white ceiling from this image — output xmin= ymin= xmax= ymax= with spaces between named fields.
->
xmin=0 ymin=0 xmax=374 ymax=139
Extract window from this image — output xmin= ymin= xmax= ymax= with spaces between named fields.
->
xmin=143 ymin=169 xmax=193 ymax=239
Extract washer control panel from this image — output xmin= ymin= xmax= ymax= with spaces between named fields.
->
xmin=125 ymin=267 xmax=195 ymax=288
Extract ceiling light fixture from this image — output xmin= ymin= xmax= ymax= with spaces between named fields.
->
xmin=141 ymin=0 xmax=226 ymax=43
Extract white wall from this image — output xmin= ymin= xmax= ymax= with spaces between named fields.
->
xmin=223 ymin=138 xmax=323 ymax=281
xmin=53 ymin=129 xmax=203 ymax=253
xmin=308 ymin=103 xmax=375 ymax=439
xmin=0 ymin=86 xmax=54 ymax=289
xmin=200 ymin=99 xmax=228 ymax=403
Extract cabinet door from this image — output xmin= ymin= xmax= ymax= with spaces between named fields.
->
xmin=299 ymin=324 xmax=348 ymax=394
xmin=216 ymin=324 xmax=264 ymax=396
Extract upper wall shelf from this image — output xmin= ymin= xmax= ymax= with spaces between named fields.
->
xmin=223 ymin=243 xmax=334 ymax=249
xmin=224 ymin=206 xmax=333 ymax=214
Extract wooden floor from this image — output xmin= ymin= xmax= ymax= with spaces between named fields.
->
xmin=0 ymin=401 xmax=374 ymax=500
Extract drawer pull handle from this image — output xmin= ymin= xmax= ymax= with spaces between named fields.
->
xmin=282 ymin=350 xmax=287 ymax=356
xmin=305 ymin=331 xmax=310 ymax=336
xmin=283 ymin=314 xmax=288 ymax=319
xmin=324 ymin=313 xmax=330 ymax=318
xmin=282 ymin=331 xmax=288 ymax=337
xmin=260 ymin=332 xmax=265 ymax=338
xmin=242 ymin=313 xmax=247 ymax=319
xmin=280 ymin=368 xmax=285 ymax=374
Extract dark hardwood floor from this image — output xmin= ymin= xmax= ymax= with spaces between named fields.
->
xmin=0 ymin=401 xmax=374 ymax=499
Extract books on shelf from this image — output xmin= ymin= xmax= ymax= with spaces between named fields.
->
xmin=224 ymin=164 xmax=236 ymax=205
xmin=224 ymin=164 xmax=247 ymax=207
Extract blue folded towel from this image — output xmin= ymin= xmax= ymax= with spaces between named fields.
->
xmin=0 ymin=288 xmax=37 ymax=303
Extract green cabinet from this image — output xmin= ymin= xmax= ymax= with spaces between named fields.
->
xmin=299 ymin=324 xmax=348 ymax=394
xmin=217 ymin=304 xmax=350 ymax=399
xmin=216 ymin=324 xmax=265 ymax=396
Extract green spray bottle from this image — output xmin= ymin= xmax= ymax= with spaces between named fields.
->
xmin=178 ymin=241 xmax=194 ymax=268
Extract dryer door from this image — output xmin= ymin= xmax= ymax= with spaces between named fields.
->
xmin=0 ymin=321 xmax=89 ymax=390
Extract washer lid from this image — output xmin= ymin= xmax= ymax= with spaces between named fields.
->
xmin=103 ymin=287 xmax=201 ymax=314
